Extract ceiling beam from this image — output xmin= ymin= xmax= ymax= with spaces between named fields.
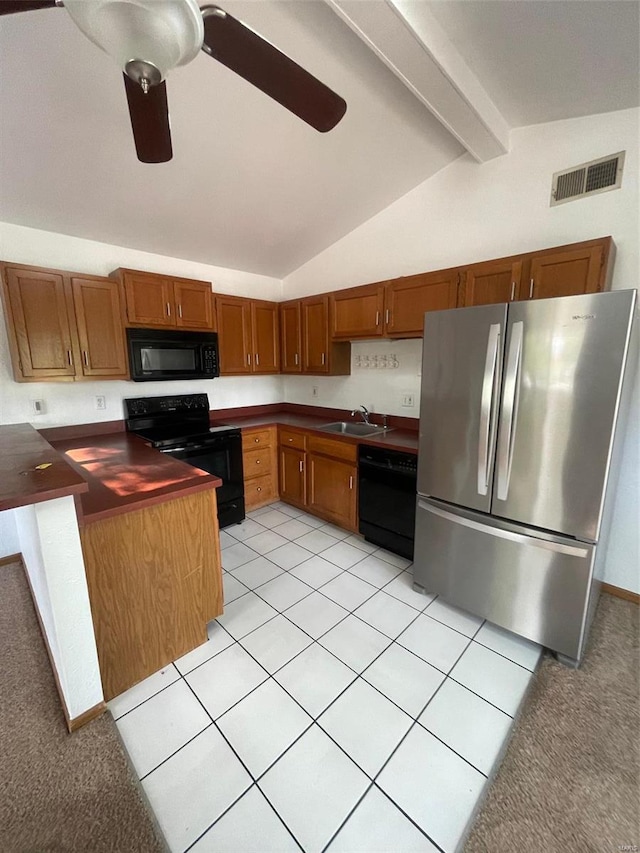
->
xmin=325 ymin=0 xmax=510 ymax=162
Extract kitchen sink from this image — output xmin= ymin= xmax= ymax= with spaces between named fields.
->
xmin=319 ymin=422 xmax=392 ymax=437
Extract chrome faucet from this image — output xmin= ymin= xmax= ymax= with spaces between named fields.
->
xmin=351 ymin=405 xmax=371 ymax=424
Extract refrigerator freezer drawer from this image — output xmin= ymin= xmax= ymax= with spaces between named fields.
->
xmin=413 ymin=498 xmax=596 ymax=661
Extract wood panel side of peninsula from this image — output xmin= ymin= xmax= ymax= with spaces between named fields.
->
xmin=80 ymin=488 xmax=223 ymax=701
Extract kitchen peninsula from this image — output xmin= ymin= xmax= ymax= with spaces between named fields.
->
xmin=0 ymin=422 xmax=223 ymax=722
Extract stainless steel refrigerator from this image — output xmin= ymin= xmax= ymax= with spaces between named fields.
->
xmin=413 ymin=289 xmax=637 ymax=665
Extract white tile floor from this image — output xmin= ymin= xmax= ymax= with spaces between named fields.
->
xmin=109 ymin=501 xmax=543 ymax=853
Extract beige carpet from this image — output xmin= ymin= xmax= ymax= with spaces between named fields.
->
xmin=465 ymin=592 xmax=640 ymax=853
xmin=0 ymin=559 xmax=166 ymax=853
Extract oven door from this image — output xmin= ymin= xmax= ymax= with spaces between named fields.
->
xmin=161 ymin=433 xmax=244 ymax=509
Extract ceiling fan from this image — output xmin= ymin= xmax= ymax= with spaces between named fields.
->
xmin=0 ymin=0 xmax=347 ymax=163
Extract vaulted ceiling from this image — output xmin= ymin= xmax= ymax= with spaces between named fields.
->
xmin=0 ymin=1 xmax=637 ymax=277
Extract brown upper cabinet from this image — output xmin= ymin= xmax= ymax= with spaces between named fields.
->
xmin=460 ymin=258 xmax=524 ymax=307
xmin=216 ymin=295 xmax=280 ymax=375
xmin=1 ymin=263 xmax=127 ymax=382
xmin=330 ymin=282 xmax=386 ymax=339
xmin=280 ymin=300 xmax=303 ymax=373
xmin=460 ymin=237 xmax=613 ymax=307
xmin=385 ymin=269 xmax=460 ymax=336
xmin=329 ymin=269 xmax=459 ymax=340
xmin=524 ymin=240 xmax=612 ymax=301
xmin=112 ymin=268 xmax=214 ymax=331
xmin=280 ymin=296 xmax=350 ymax=375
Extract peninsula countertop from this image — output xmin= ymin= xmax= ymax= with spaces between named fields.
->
xmin=47 ymin=432 xmax=222 ymax=524
xmin=0 ymin=423 xmax=88 ymax=512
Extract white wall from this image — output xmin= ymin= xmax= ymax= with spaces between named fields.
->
xmin=0 ymin=509 xmax=19 ymax=558
xmin=285 ymin=338 xmax=423 ymax=417
xmin=0 ymin=222 xmax=285 ymax=427
xmin=283 ymin=108 xmax=640 ymax=594
xmin=13 ymin=496 xmax=103 ymax=720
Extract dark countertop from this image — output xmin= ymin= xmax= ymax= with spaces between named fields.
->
xmin=218 ymin=411 xmax=419 ymax=454
xmin=0 ymin=423 xmax=88 ymax=512
xmin=49 ymin=433 xmax=222 ymax=525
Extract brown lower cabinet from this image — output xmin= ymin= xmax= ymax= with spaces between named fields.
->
xmin=278 ymin=428 xmax=357 ymax=531
xmin=242 ymin=426 xmax=278 ymax=510
xmin=80 ymin=489 xmax=223 ymax=701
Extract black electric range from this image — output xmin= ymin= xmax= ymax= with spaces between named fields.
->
xmin=124 ymin=393 xmax=245 ymax=528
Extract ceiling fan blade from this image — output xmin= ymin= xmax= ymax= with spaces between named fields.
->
xmin=201 ymin=6 xmax=346 ymax=133
xmin=123 ymin=74 xmax=173 ymax=164
xmin=0 ymin=1 xmax=58 ymax=14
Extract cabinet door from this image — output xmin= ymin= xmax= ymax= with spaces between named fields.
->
xmin=307 ymin=453 xmax=357 ymax=530
xmin=251 ymin=300 xmax=280 ymax=374
xmin=71 ymin=277 xmax=128 ymax=378
xmin=526 ymin=245 xmax=605 ymax=301
xmin=302 ymin=296 xmax=330 ymax=373
xmin=385 ymin=270 xmax=459 ymax=337
xmin=280 ymin=301 xmax=302 ymax=373
xmin=330 ymin=283 xmax=385 ymax=339
xmin=461 ymin=259 xmax=523 ymax=307
xmin=279 ymin=446 xmax=306 ymax=507
xmin=4 ymin=266 xmax=77 ymax=379
xmin=216 ymin=295 xmax=252 ymax=374
xmin=173 ymin=280 xmax=214 ymax=330
xmin=123 ymin=272 xmax=173 ymax=326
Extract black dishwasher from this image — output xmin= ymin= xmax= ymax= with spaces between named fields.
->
xmin=358 ymin=445 xmax=417 ymax=560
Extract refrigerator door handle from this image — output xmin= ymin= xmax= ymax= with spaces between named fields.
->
xmin=496 ymin=321 xmax=524 ymax=501
xmin=477 ymin=323 xmax=501 ymax=495
xmin=417 ymin=499 xmax=590 ymax=557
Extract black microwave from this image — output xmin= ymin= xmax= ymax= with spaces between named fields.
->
xmin=127 ymin=328 xmax=219 ymax=382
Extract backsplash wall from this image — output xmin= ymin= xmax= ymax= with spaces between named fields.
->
xmin=283 ymin=339 xmax=423 ymax=418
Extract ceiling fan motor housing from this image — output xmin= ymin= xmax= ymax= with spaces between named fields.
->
xmin=63 ymin=0 xmax=204 ymax=83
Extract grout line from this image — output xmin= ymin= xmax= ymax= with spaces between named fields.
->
xmin=137 ymin=721 xmax=215 ymax=782
xmin=471 ymin=637 xmax=541 ymax=672
xmin=110 ymin=668 xmax=182 ymax=722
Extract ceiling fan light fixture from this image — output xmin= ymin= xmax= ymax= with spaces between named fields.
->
xmin=63 ymin=0 xmax=204 ymax=82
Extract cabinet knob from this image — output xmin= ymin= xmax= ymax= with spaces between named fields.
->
xmin=288 ymin=438 xmax=293 ymax=442
xmin=256 ymin=487 xmax=262 ymax=492
xmin=254 ymin=438 xmax=260 ymax=443
xmin=256 ymin=459 xmax=261 ymax=464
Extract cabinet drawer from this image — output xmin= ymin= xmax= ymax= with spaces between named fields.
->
xmin=242 ymin=428 xmax=274 ymax=450
xmin=279 ymin=428 xmax=307 ymax=450
xmin=244 ymin=474 xmax=277 ymax=509
xmin=307 ymin=434 xmax=357 ymax=463
xmin=243 ymin=447 xmax=273 ymax=478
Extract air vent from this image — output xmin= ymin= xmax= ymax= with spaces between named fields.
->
xmin=551 ymin=152 xmax=625 ymax=206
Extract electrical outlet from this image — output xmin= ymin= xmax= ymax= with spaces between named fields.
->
xmin=31 ymin=399 xmax=45 ymax=416
xmin=95 ymin=395 xmax=106 ymax=411
xmin=312 ymin=386 xmax=319 ymax=398
xmin=401 ymin=393 xmax=415 ymax=408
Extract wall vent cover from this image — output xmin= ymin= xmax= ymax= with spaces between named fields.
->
xmin=551 ymin=151 xmax=625 ymax=206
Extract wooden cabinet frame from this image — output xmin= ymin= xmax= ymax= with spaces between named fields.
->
xmin=1 ymin=262 xmax=128 ymax=382
xmin=112 ymin=267 xmax=214 ymax=331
